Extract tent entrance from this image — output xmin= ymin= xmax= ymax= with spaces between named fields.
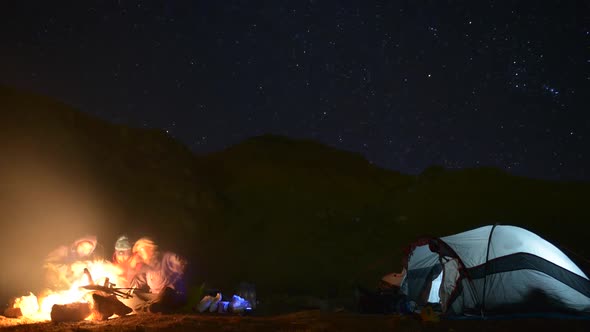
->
xmin=426 ymin=257 xmax=462 ymax=312
xmin=427 ymin=271 xmax=442 ymax=303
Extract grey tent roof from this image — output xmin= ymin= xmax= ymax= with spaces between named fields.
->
xmin=402 ymin=225 xmax=590 ymax=314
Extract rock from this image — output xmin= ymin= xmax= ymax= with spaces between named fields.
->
xmin=3 ymin=307 xmax=22 ymax=318
xmin=50 ymin=302 xmax=92 ymax=322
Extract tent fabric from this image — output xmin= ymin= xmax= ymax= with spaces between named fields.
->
xmin=440 ymin=258 xmax=460 ymax=312
xmin=404 ymin=243 xmax=441 ymax=302
xmin=401 ymin=225 xmax=590 ymax=315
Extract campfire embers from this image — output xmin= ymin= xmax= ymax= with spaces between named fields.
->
xmin=79 ymin=268 xmax=133 ymax=320
xmin=54 ymin=268 xmax=134 ymax=322
xmin=8 ymin=260 xmax=134 ymax=322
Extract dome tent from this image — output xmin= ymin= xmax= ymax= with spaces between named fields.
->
xmin=401 ymin=225 xmax=590 ymax=315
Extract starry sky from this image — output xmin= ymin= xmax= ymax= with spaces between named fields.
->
xmin=1 ymin=1 xmax=588 ymax=181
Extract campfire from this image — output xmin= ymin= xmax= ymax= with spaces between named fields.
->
xmin=6 ymin=259 xmax=134 ymax=322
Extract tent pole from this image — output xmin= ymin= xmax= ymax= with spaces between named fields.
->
xmin=481 ymin=224 xmax=498 ymax=318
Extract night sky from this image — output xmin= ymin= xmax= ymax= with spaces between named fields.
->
xmin=1 ymin=1 xmax=588 ymax=181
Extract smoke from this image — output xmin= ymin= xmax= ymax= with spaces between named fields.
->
xmin=0 ymin=150 xmax=110 ymax=306
xmin=0 ymin=89 xmax=199 ymax=307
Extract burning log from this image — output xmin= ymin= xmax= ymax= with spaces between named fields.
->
xmin=3 ymin=307 xmax=23 ymax=318
xmin=92 ymin=293 xmax=133 ymax=320
xmin=50 ymin=302 xmax=92 ymax=322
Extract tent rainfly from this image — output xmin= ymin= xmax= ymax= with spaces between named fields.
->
xmin=400 ymin=225 xmax=590 ymax=315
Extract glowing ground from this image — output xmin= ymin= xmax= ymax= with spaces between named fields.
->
xmin=2 ymin=310 xmax=590 ymax=332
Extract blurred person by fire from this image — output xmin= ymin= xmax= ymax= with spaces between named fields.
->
xmin=46 ymin=235 xmax=102 ymax=263
xmin=129 ymin=237 xmax=188 ymax=313
xmin=43 ymin=235 xmax=103 ymax=289
xmin=111 ymin=235 xmax=142 ymax=288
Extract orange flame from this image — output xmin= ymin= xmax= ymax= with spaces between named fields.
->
xmin=13 ymin=260 xmax=124 ymax=321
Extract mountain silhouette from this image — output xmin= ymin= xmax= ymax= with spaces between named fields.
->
xmin=1 ymin=86 xmax=588 ymax=309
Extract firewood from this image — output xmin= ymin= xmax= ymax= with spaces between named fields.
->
xmin=3 ymin=307 xmax=22 ymax=318
xmin=92 ymin=293 xmax=132 ymax=320
xmin=50 ymin=302 xmax=91 ymax=322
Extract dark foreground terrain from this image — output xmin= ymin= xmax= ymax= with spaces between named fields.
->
xmin=1 ymin=311 xmax=590 ymax=332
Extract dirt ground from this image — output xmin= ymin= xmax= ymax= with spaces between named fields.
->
xmin=1 ymin=310 xmax=590 ymax=332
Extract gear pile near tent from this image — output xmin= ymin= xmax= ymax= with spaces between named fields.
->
xmin=401 ymin=225 xmax=590 ymax=316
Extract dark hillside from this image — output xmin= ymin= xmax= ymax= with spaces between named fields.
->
xmin=1 ymin=86 xmax=588 ymax=310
